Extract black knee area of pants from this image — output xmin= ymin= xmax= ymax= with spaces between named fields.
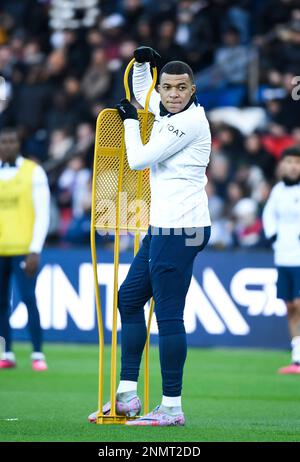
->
xmin=157 ymin=319 xmax=185 ymax=337
xmin=118 ymin=284 xmax=133 ymax=317
xmin=118 ymin=285 xmax=145 ymax=324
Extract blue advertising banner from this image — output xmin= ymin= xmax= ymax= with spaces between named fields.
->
xmin=11 ymin=247 xmax=289 ymax=349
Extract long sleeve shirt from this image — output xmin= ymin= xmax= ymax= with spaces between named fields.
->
xmin=262 ymin=181 xmax=300 ymax=266
xmin=0 ymin=156 xmax=50 ymax=253
xmin=123 ymin=62 xmax=211 ymax=228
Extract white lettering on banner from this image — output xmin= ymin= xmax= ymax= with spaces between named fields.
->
xmin=230 ymin=268 xmax=286 ymax=317
xmin=37 ymin=264 xmax=52 ymax=329
xmin=98 ymin=263 xmax=124 ymax=332
xmin=185 ymin=277 xmax=226 ymax=334
xmin=10 ymin=302 xmax=27 ymax=329
xmin=9 ymin=263 xmax=286 ymax=336
xmin=52 ymin=264 xmax=94 ymax=330
xmin=203 ymin=268 xmax=250 ymax=335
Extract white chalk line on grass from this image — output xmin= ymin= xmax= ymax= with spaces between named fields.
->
xmin=0 ymin=418 xmax=19 ymax=421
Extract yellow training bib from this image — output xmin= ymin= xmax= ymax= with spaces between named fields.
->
xmin=0 ymin=159 xmax=36 ymax=256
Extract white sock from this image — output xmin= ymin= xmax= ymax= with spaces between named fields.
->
xmin=1 ymin=351 xmax=16 ymax=362
xmin=291 ymin=336 xmax=300 ymax=363
xmin=162 ymin=395 xmax=182 ymax=408
xmin=31 ymin=352 xmax=45 ymax=361
xmin=117 ymin=380 xmax=137 ymax=394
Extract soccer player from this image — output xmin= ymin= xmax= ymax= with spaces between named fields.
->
xmin=262 ymin=147 xmax=300 ymax=374
xmin=89 ymin=47 xmax=211 ymax=426
xmin=0 ymin=127 xmax=50 ymax=371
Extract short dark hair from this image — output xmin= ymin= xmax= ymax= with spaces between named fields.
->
xmin=159 ymin=61 xmax=194 ymax=83
xmin=281 ymin=146 xmax=300 ymax=160
xmin=0 ymin=127 xmax=18 ymax=137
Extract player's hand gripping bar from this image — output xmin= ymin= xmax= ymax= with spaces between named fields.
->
xmin=123 ymin=58 xmax=157 ymax=115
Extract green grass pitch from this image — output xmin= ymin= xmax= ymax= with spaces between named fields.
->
xmin=1 ymin=343 xmax=300 ymax=442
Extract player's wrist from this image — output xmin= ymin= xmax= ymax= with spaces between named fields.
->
xmin=123 ymin=119 xmax=139 ymax=132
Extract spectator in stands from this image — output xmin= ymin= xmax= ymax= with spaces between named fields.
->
xmin=133 ymin=16 xmax=154 ymax=48
xmin=242 ymin=133 xmax=276 ymax=181
xmin=56 ymin=155 xmax=91 ymax=239
xmin=100 ymin=13 xmax=125 ymax=62
xmin=48 ymin=128 xmax=74 ymax=162
xmin=208 ymin=151 xmax=231 ymax=198
xmin=225 ymin=181 xmax=249 ymax=214
xmin=63 ymin=184 xmax=92 ymax=245
xmin=122 ymin=0 xmax=146 ymax=35
xmin=73 ymin=122 xmax=95 ymax=169
xmin=61 ymin=29 xmax=90 ymax=78
xmin=109 ymin=38 xmax=138 ymax=105
xmin=206 ymin=182 xmax=233 ymax=249
xmin=232 ymin=198 xmax=264 ymax=248
xmin=81 ymin=47 xmax=111 ymax=102
xmin=175 ymin=0 xmax=214 ymax=71
xmin=255 ymin=0 xmax=295 ymax=36
xmin=154 ymin=20 xmax=186 ymax=66
xmin=216 ymin=125 xmax=244 ymax=169
xmin=11 ymin=64 xmax=52 ymax=132
xmin=214 ymin=26 xmax=250 ymax=85
xmin=46 ymin=49 xmax=67 ymax=87
xmin=195 ymin=25 xmax=250 ymax=92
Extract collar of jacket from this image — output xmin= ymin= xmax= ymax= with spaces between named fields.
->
xmin=282 ymin=176 xmax=300 ymax=186
xmin=0 ymin=159 xmax=16 ymax=168
xmin=0 ymin=155 xmax=22 ymax=168
xmin=159 ymin=94 xmax=198 ymax=117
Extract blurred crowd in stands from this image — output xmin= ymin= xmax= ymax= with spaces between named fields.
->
xmin=0 ymin=0 xmax=300 ymax=249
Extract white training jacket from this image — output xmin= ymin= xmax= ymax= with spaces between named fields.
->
xmin=0 ymin=156 xmax=50 ymax=253
xmin=123 ymin=62 xmax=211 ymax=228
xmin=262 ymin=181 xmax=300 ymax=266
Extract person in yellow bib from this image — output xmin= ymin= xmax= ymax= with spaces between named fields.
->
xmin=0 ymin=127 xmax=50 ymax=371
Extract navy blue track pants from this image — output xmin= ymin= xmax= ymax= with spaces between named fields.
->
xmin=0 ymin=255 xmax=42 ymax=352
xmin=118 ymin=226 xmax=211 ymax=397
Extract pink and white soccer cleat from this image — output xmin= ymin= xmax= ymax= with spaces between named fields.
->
xmin=278 ymin=363 xmax=300 ymax=374
xmin=125 ymin=405 xmax=185 ymax=427
xmin=88 ymin=396 xmax=142 ymax=423
xmin=32 ymin=359 xmax=48 ymax=371
xmin=0 ymin=352 xmax=16 ymax=369
xmin=31 ymin=352 xmax=48 ymax=371
xmin=0 ymin=359 xmax=16 ymax=369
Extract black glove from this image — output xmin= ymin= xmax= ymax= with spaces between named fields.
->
xmin=116 ymin=98 xmax=138 ymax=121
xmin=134 ymin=46 xmax=161 ymax=67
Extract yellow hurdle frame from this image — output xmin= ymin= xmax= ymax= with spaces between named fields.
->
xmin=90 ymin=59 xmax=157 ymax=424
